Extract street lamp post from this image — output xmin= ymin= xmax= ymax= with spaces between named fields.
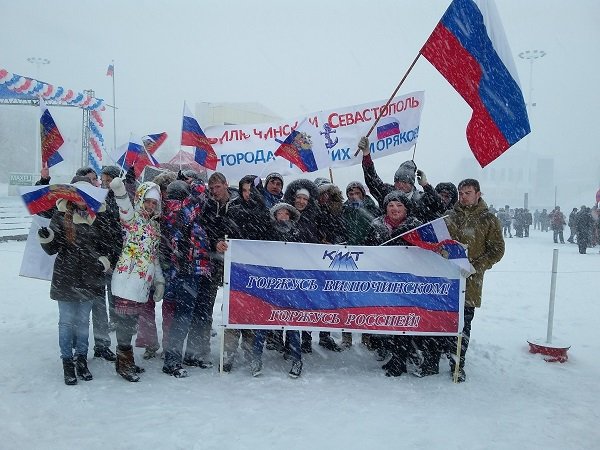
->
xmin=518 ymin=50 xmax=546 ymax=209
xmin=27 ymin=57 xmax=50 ymax=175
xmin=518 ymin=50 xmax=546 ymax=122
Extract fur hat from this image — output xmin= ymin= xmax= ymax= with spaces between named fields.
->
xmin=166 ymin=180 xmax=191 ymax=201
xmin=382 ymin=191 xmax=413 ymax=214
xmin=265 ymin=172 xmax=284 ymax=187
xmin=394 ymin=160 xmax=417 ymax=184
xmin=269 ymin=202 xmax=300 ymax=222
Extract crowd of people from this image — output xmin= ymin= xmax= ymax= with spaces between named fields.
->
xmin=494 ymin=203 xmax=600 ymax=254
xmin=35 ymin=136 xmax=506 ymax=386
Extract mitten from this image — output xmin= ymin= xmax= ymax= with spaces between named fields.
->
xmin=97 ymin=256 xmax=111 ymax=273
xmin=153 ymin=282 xmax=165 ymax=302
xmin=109 ymin=177 xmax=127 ymax=197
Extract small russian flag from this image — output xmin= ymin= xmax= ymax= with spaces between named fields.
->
xmin=39 ymin=99 xmax=64 ymax=168
xmin=402 ymin=217 xmax=474 ymax=274
xmin=376 ymin=117 xmax=400 ymax=140
xmin=106 ymin=64 xmax=114 ymax=77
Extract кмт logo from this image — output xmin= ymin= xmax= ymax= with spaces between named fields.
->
xmin=322 ymin=250 xmax=364 ymax=270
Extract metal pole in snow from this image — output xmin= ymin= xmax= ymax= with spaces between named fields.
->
xmin=546 ymin=248 xmax=559 ymax=343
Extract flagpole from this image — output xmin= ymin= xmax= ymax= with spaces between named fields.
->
xmin=111 ymin=60 xmax=117 ymax=160
xmin=180 ymin=102 xmax=185 ymax=172
xmin=353 ymin=52 xmax=422 ymax=157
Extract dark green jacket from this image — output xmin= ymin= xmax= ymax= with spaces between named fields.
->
xmin=446 ymin=198 xmax=504 ymax=307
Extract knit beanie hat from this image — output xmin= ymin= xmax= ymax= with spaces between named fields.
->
xmin=346 ymin=181 xmax=366 ymax=197
xmin=394 ymin=160 xmax=417 ymax=184
xmin=382 ymin=191 xmax=413 ymax=214
xmin=166 ymin=180 xmax=191 ymax=201
xmin=265 ymin=172 xmax=284 ymax=187
xmin=101 ymin=165 xmax=121 ymax=180
xmin=295 ymin=188 xmax=310 ymax=199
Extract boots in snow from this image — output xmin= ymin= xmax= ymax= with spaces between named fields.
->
xmin=116 ymin=345 xmax=140 ymax=382
xmin=75 ymin=355 xmax=93 ymax=381
xmin=62 ymin=358 xmax=77 ymax=386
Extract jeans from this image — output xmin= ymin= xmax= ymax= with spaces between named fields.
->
xmin=58 ymin=300 xmax=93 ymax=360
xmin=164 ymin=275 xmax=205 ymax=369
xmin=184 ymin=275 xmax=217 ymax=360
xmin=285 ymin=330 xmax=301 ymax=362
xmin=91 ymin=295 xmax=111 ymax=350
xmin=553 ymin=229 xmax=565 ymax=243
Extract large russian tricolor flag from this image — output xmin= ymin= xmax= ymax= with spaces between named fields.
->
xmin=420 ymin=0 xmax=530 ymax=167
xmin=181 ymin=102 xmax=218 ymax=170
xmin=39 ymin=99 xmax=64 ymax=168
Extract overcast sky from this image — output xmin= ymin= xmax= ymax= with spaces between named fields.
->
xmin=2 ymin=0 xmax=599 ymax=203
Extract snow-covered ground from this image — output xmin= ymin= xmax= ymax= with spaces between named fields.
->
xmin=1 ymin=229 xmax=598 ymax=450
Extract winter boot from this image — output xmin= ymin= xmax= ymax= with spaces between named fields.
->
xmin=383 ymin=355 xmax=407 ymax=377
xmin=75 ymin=355 xmax=93 ymax=381
xmin=116 ymin=345 xmax=140 ymax=382
xmin=142 ymin=344 xmax=160 ymax=360
xmin=450 ymin=366 xmax=466 ymax=383
xmin=250 ymin=358 xmax=263 ymax=377
xmin=94 ymin=346 xmax=117 ymax=362
xmin=288 ymin=360 xmax=303 ymax=378
xmin=319 ymin=335 xmax=342 ymax=352
xmin=162 ymin=364 xmax=188 ymax=378
xmin=62 ymin=358 xmax=77 ymax=386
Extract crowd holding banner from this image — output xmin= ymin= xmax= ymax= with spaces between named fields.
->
xmin=224 ymin=239 xmax=465 ymax=335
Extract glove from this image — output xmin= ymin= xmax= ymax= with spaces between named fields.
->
xmin=125 ymin=165 xmax=136 ymax=183
xmin=358 ymin=136 xmax=370 ymax=156
xmin=153 ymin=282 xmax=165 ymax=303
xmin=177 ymin=170 xmax=186 ymax=181
xmin=416 ymin=169 xmax=428 ymax=187
xmin=109 ymin=177 xmax=127 ymax=197
xmin=97 ymin=256 xmax=111 ymax=273
xmin=38 ymin=227 xmax=50 ymax=239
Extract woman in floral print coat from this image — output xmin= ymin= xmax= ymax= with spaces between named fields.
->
xmin=109 ymin=177 xmax=165 ymax=382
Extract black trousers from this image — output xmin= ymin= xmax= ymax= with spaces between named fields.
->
xmin=449 ymin=306 xmax=475 ymax=370
xmin=115 ymin=313 xmax=139 ymax=347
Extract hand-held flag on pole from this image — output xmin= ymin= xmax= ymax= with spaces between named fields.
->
xmin=39 ymin=98 xmax=64 ymax=168
xmin=420 ymin=0 xmax=530 ymax=167
xmin=274 ymin=118 xmax=328 ymax=172
xmin=117 ymin=137 xmax=159 ymax=178
xmin=181 ymin=102 xmax=218 ymax=170
xmin=401 ymin=217 xmax=475 ymax=274
xmin=142 ymin=132 xmax=168 ymax=155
